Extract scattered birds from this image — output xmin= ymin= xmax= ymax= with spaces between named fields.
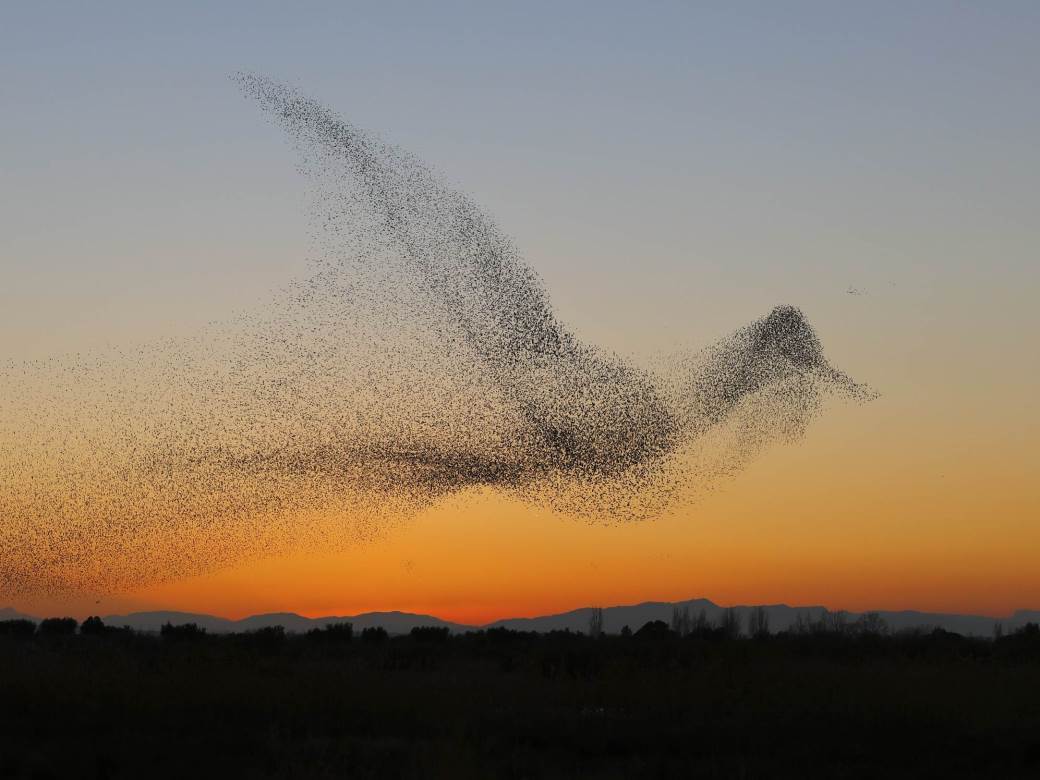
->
xmin=0 ymin=74 xmax=872 ymax=599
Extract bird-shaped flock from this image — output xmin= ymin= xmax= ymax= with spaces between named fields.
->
xmin=0 ymin=75 xmax=871 ymax=598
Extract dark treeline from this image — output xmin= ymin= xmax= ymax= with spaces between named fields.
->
xmin=1 ymin=615 xmax=1039 ymax=778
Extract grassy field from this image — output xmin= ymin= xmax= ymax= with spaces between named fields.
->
xmin=1 ymin=620 xmax=1038 ymax=779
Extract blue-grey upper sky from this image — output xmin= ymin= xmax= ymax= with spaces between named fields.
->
xmin=3 ymin=1 xmax=1038 ymax=387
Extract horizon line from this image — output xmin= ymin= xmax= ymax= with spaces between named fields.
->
xmin=6 ymin=595 xmax=1038 ymax=626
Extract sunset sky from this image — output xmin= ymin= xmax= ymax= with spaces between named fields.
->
xmin=3 ymin=2 xmax=1038 ymax=622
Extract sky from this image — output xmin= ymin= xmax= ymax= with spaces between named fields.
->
xmin=2 ymin=1 xmax=1038 ymax=622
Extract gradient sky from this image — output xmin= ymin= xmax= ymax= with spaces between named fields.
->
xmin=3 ymin=2 xmax=1038 ymax=621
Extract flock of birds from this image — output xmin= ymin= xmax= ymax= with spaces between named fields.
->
xmin=0 ymin=75 xmax=871 ymax=598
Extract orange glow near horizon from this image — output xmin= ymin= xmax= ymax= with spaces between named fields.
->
xmin=15 ymin=398 xmax=1039 ymax=624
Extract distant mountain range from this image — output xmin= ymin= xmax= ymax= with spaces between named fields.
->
xmin=4 ymin=600 xmax=1038 ymax=637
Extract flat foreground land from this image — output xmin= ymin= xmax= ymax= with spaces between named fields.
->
xmin=1 ymin=625 xmax=1039 ymax=778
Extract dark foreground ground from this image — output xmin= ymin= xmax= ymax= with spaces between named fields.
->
xmin=1 ymin=620 xmax=1039 ymax=779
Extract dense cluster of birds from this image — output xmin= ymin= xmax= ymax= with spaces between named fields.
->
xmin=0 ymin=75 xmax=871 ymax=598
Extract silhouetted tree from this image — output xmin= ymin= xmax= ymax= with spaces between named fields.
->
xmin=749 ymin=607 xmax=770 ymax=638
xmin=161 ymin=622 xmax=206 ymax=641
xmin=620 ymin=625 xmax=632 ymax=638
xmin=483 ymin=627 xmax=525 ymax=643
xmin=307 ymin=622 xmax=353 ymax=642
xmin=411 ymin=626 xmax=450 ymax=642
xmin=587 ymin=608 xmax=604 ymax=638
xmin=80 ymin=616 xmax=106 ymax=635
xmin=361 ymin=626 xmax=388 ymax=643
xmin=671 ymin=606 xmax=692 ymax=637
xmin=826 ymin=611 xmax=850 ymax=634
xmin=0 ymin=619 xmax=36 ymax=638
xmin=855 ymin=612 xmax=887 ymax=636
xmin=244 ymin=626 xmax=285 ymax=649
xmin=38 ymin=617 xmax=78 ymax=636
xmin=634 ymin=620 xmax=673 ymax=640
xmin=693 ymin=609 xmax=710 ymax=634
xmin=795 ymin=609 xmax=834 ymax=635
xmin=720 ymin=608 xmax=741 ymax=640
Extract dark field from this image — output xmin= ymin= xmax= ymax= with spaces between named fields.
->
xmin=1 ymin=620 xmax=1039 ymax=779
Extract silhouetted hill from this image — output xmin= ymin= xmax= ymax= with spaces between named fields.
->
xmin=341 ymin=611 xmax=472 ymax=634
xmin=487 ymin=598 xmax=1028 ymax=637
xmin=0 ymin=607 xmax=34 ymax=622
xmin=95 ymin=609 xmax=473 ymax=634
xmin=867 ymin=609 xmax=1006 ymax=636
xmin=231 ymin=610 xmax=471 ymax=634
xmin=4 ymin=599 xmax=1033 ymax=636
xmin=101 ymin=611 xmax=236 ymax=633
xmin=486 ymin=599 xmax=828 ymax=634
